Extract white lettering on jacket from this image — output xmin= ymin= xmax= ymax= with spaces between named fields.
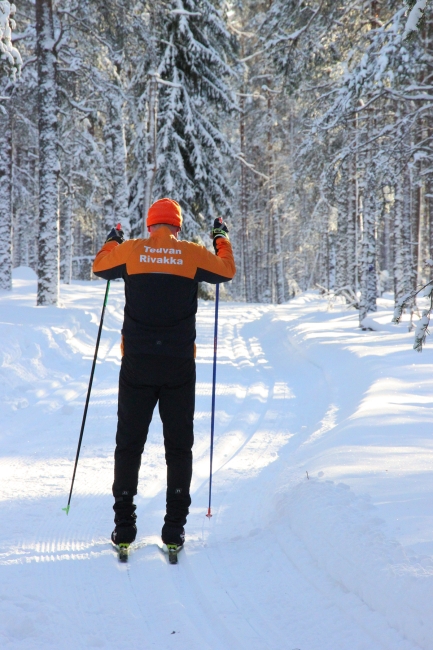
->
xmin=144 ymin=246 xmax=181 ymax=255
xmin=140 ymin=255 xmax=183 ymax=265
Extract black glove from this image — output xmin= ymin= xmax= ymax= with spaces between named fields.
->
xmin=105 ymin=223 xmax=124 ymax=245
xmin=211 ymin=217 xmax=229 ymax=253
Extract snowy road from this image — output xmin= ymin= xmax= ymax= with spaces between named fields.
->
xmin=1 ymin=269 xmax=433 ymax=649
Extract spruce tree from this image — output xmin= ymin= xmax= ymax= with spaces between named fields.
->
xmin=153 ymin=0 xmax=237 ymax=238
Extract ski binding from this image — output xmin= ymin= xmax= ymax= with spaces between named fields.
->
xmin=115 ymin=543 xmax=130 ymax=563
xmin=163 ymin=543 xmax=183 ymax=564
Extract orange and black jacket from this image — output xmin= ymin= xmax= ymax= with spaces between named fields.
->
xmin=92 ymin=226 xmax=236 ymax=358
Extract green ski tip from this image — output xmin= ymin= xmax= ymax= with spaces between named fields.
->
xmin=62 ymin=505 xmax=70 ymax=515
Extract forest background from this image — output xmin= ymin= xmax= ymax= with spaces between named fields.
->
xmin=0 ymin=0 xmax=430 ymax=322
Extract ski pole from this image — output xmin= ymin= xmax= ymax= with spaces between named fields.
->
xmin=207 ymin=283 xmax=220 ymax=518
xmin=63 ymin=279 xmax=111 ymax=514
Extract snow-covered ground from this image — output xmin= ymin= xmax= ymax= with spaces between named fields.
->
xmin=1 ymin=268 xmax=433 ymax=650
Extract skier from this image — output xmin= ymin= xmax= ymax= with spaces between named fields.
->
xmin=92 ymin=198 xmax=235 ymax=556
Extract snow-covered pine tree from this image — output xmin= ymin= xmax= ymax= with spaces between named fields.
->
xmin=239 ymin=90 xmax=252 ymax=301
xmin=135 ymin=4 xmax=166 ymax=238
xmin=306 ymin=3 xmax=424 ymax=321
xmin=0 ymin=103 xmax=12 ymax=291
xmin=94 ymin=0 xmax=130 ymax=236
xmin=258 ymin=0 xmax=356 ymax=299
xmin=404 ymin=0 xmax=430 ymax=38
xmin=0 ymin=1 xmax=22 ymax=291
xmin=9 ymin=62 xmax=39 ymax=275
xmin=103 ymin=94 xmax=129 ymax=233
xmin=230 ymin=1 xmax=268 ymax=300
xmin=392 ymin=165 xmax=415 ymax=305
xmin=0 ymin=1 xmax=22 ymax=79
xmin=36 ymin=0 xmax=59 ymax=305
xmin=346 ymin=147 xmax=358 ymax=293
xmin=335 ymin=157 xmax=349 ymax=292
xmin=59 ymin=0 xmax=132 ymax=243
xmin=153 ymin=0 xmax=237 ymax=239
xmin=8 ymin=0 xmax=433 ymax=309
xmin=359 ymin=143 xmax=378 ymax=323
xmin=266 ymin=86 xmax=285 ymax=303
xmin=126 ymin=3 xmax=159 ymax=238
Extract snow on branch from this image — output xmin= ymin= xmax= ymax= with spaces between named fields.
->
xmin=403 ymin=0 xmax=430 ymax=39
xmin=235 ymin=153 xmax=270 ymax=180
xmin=170 ymin=10 xmax=201 ymax=17
xmin=316 ymin=284 xmax=359 ymax=310
xmin=151 ymin=72 xmax=182 ymax=89
xmin=392 ymin=266 xmax=433 ymax=351
xmin=413 ymin=310 xmax=431 ymax=352
xmin=0 ymin=1 xmax=22 ymax=80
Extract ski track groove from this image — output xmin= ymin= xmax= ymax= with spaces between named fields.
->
xmin=122 ymin=313 xmax=280 ymax=649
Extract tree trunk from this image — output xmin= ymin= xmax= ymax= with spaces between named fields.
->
xmin=347 ymin=154 xmax=358 ymax=290
xmin=0 ymin=103 xmax=12 ymax=290
xmin=316 ymin=205 xmax=330 ymax=291
xmin=328 ymin=232 xmax=336 ymax=291
xmin=392 ymin=179 xmax=405 ymax=304
xmin=141 ymin=73 xmax=159 ymax=238
xmin=63 ymin=188 xmax=73 ymax=284
xmin=403 ymin=167 xmax=415 ymax=293
xmin=104 ymin=89 xmax=130 ymax=237
xmin=426 ymin=21 xmax=433 ymax=279
xmin=108 ymin=94 xmax=129 ymax=236
xmin=36 ymin=0 xmax=59 ymax=306
xmin=427 ymin=173 xmax=433 ymax=278
xmin=104 ymin=128 xmax=114 ymax=230
xmin=335 ymin=160 xmax=348 ymax=290
xmin=239 ymin=92 xmax=253 ymax=302
xmin=359 ymin=158 xmax=377 ymax=323
xmin=415 ymin=182 xmax=422 ymax=286
xmin=272 ymin=212 xmax=285 ymax=302
xmin=267 ymin=90 xmax=284 ymax=304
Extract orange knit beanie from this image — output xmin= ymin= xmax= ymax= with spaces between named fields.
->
xmin=147 ymin=198 xmax=182 ymax=229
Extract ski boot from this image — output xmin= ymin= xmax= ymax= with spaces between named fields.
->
xmin=111 ymin=496 xmax=137 ymax=562
xmin=161 ymin=524 xmax=185 ymax=564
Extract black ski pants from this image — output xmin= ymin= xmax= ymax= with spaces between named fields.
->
xmin=112 ymin=353 xmax=195 ymax=529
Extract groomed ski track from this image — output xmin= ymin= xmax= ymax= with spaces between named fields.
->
xmin=1 ymin=269 xmax=433 ymax=649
